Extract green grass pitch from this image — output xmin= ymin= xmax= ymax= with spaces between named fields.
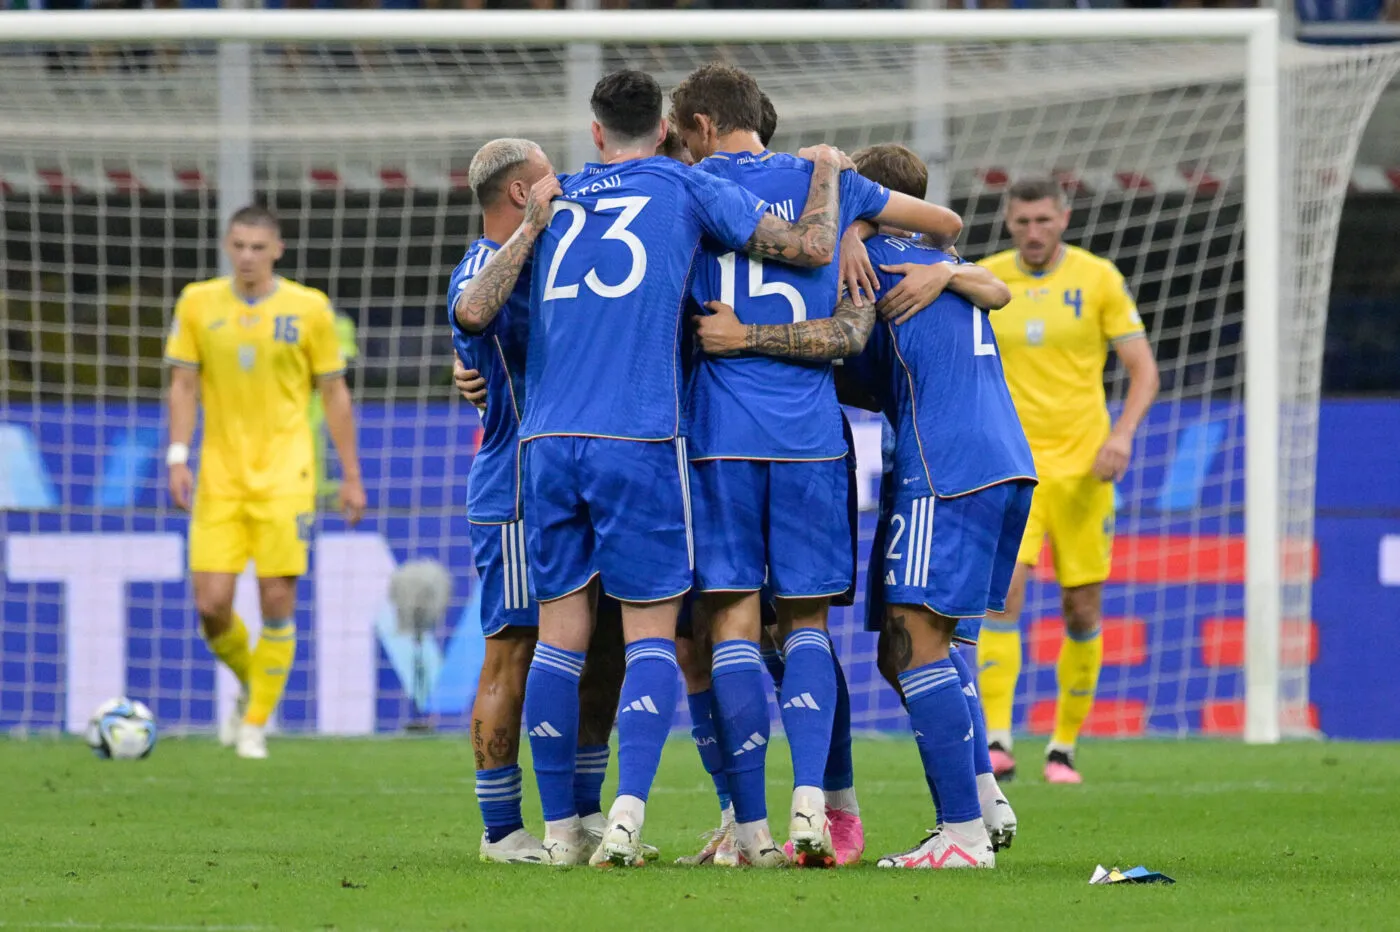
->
xmin=3 ymin=736 xmax=1399 ymax=931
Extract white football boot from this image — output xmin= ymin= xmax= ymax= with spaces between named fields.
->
xmin=736 ymin=822 xmax=788 ymax=868
xmin=877 ymin=825 xmax=995 ymax=870
xmin=979 ymin=774 xmax=1018 ymax=852
xmin=588 ymin=813 xmax=647 ymax=868
xmin=235 ymin=722 xmax=267 ymax=760
xmin=541 ymin=820 xmax=591 ymax=866
xmin=583 ymin=811 xmax=659 ymax=862
xmin=479 ymin=828 xmax=547 ymax=864
xmin=219 ymin=690 xmax=248 ymax=748
xmin=788 ymin=788 xmax=836 ymax=868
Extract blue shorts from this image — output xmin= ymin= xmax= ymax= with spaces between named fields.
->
xmin=470 ymin=518 xmax=538 ymax=637
xmin=864 ymin=480 xmax=1034 ymax=630
xmin=690 ymin=457 xmax=852 ymax=599
xmin=523 ymin=436 xmax=693 ymax=604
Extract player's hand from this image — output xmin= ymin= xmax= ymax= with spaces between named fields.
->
xmin=1093 ymin=431 xmax=1133 ymax=483
xmin=693 ymin=301 xmax=748 ymax=357
xmin=524 ymin=174 xmax=562 ymax=233
xmin=168 ymin=463 xmax=194 ymax=512
xmin=453 ymin=357 xmax=488 ymax=413
xmin=877 ymin=262 xmax=955 ymax=325
xmin=339 ymin=475 xmax=367 ymax=527
xmin=840 ymin=226 xmax=879 ymax=307
xmin=797 ymin=144 xmax=854 ymax=172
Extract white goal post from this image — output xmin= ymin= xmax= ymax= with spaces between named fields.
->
xmin=1 ymin=9 xmax=1394 ymax=744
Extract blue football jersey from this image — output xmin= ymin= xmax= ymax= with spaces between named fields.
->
xmin=519 ymin=156 xmax=767 ymax=442
xmin=845 ymin=235 xmax=1037 ymax=497
xmin=449 ymin=238 xmax=531 ymax=523
xmin=686 ymin=152 xmax=890 ymax=460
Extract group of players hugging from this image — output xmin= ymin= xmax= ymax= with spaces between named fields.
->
xmin=451 ymin=61 xmax=1043 ymax=872
xmin=165 ymin=55 xmax=1157 ymax=872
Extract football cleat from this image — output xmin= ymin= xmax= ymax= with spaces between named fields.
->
xmin=788 ymin=793 xmax=836 ymax=868
xmin=541 ymin=827 xmax=591 ymax=867
xmin=827 ymin=808 xmax=866 ymax=866
xmin=737 ymin=824 xmax=788 ymax=868
xmin=989 ymin=742 xmax=1016 ymax=782
xmin=713 ymin=823 xmax=741 ymax=867
xmin=877 ymin=828 xmax=995 ymax=870
xmin=982 ymin=794 xmax=1018 ymax=851
xmin=588 ymin=816 xmax=647 ymax=869
xmin=677 ymin=820 xmax=736 ymax=866
xmin=219 ymin=690 xmax=248 ymax=748
xmin=479 ymin=828 xmax=547 ymax=864
xmin=1044 ymin=749 xmax=1083 ymax=784
xmin=583 ymin=812 xmax=659 ymax=862
xmin=235 ymin=722 xmax=267 ymax=760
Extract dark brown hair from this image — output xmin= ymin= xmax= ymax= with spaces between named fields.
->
xmin=853 ymin=144 xmax=928 ymax=200
xmin=1006 ymin=176 xmax=1066 ymax=206
xmin=227 ymin=204 xmax=280 ymax=235
xmin=670 ymin=63 xmax=765 ymax=137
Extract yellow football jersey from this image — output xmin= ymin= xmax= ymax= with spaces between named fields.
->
xmin=980 ymin=245 xmax=1144 ymax=478
xmin=164 ymin=277 xmax=347 ymax=500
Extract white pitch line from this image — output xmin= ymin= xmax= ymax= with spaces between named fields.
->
xmin=0 ymin=923 xmax=273 ymax=932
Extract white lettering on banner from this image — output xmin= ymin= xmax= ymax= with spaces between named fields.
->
xmin=315 ymin=533 xmax=395 ymax=736
xmin=3 ymin=533 xmax=184 ymax=733
xmin=1380 ymin=535 xmax=1400 ymax=587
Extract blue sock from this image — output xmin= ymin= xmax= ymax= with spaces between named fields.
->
xmin=711 ymin=639 xmax=770 ymax=825
xmin=615 ymin=638 xmax=680 ymax=803
xmin=686 ymin=689 xmax=732 ymax=814
xmin=899 ymin=658 xmax=980 ymax=825
xmin=823 ymin=647 xmax=854 ymax=793
xmin=524 ymin=643 xmax=584 ymax=822
xmin=949 ymin=647 xmax=993 ymax=777
xmin=574 ymin=744 xmax=609 ymax=818
xmin=476 ymin=764 xmax=525 ymax=843
xmin=779 ymin=628 xmax=837 ymax=790
xmin=761 ymin=647 xmax=785 ymax=699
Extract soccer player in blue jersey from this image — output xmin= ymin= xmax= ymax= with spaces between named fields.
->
xmin=450 ymin=137 xmax=634 ymax=866
xmin=669 ymin=63 xmax=964 ymax=868
xmin=694 ymin=142 xmax=1035 ymax=869
xmin=462 ymin=70 xmax=848 ymax=868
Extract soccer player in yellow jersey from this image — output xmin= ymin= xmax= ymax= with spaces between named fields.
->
xmin=164 ymin=205 xmax=366 ymax=760
xmin=977 ymin=179 xmax=1159 ymax=784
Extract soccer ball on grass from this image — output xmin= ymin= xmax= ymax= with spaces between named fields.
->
xmin=85 ymin=697 xmax=157 ymax=760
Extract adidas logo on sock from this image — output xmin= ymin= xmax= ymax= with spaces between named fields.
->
xmin=732 ymin=732 xmax=768 ymax=756
xmin=621 ymin=696 xmax=659 ymax=715
xmin=885 ymin=571 xmax=897 ymax=585
xmin=529 ymin=722 xmax=562 ymax=738
xmin=782 ymin=692 xmax=820 ymax=711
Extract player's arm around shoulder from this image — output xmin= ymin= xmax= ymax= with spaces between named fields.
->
xmin=455 ymin=174 xmax=561 ymax=334
xmin=875 ymin=254 xmax=1012 ymax=325
xmin=740 ymin=144 xmax=848 ymax=268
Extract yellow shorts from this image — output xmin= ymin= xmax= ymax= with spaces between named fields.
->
xmin=189 ymin=496 xmax=315 ymax=578
xmin=1016 ymin=473 xmax=1115 ymax=589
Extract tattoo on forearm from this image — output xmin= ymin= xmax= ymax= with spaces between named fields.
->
xmin=743 ymin=296 xmax=874 ymax=361
xmin=744 ymin=159 xmax=840 ymax=267
xmin=455 ymin=228 xmax=536 ymax=333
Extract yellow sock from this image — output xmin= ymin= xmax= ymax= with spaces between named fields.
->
xmin=245 ymin=618 xmax=297 ymax=727
xmin=977 ymin=620 xmax=1022 ymax=746
xmin=206 ymin=614 xmax=252 ymax=686
xmin=1051 ymin=629 xmax=1104 ymax=751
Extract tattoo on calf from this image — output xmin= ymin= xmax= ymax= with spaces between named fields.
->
xmin=886 ymin=612 xmax=915 ymax=673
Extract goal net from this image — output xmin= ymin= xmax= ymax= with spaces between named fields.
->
xmin=1 ymin=12 xmax=1397 ymax=740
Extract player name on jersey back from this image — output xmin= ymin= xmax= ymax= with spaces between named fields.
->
xmin=448 ymin=237 xmax=530 ymax=524
xmin=848 ymin=235 xmax=1036 ymax=498
xmin=520 ymin=156 xmax=766 ymax=444
xmin=686 ymin=151 xmax=890 ymax=461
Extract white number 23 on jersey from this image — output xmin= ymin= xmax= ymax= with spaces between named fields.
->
xmin=542 ymin=196 xmax=650 ymax=301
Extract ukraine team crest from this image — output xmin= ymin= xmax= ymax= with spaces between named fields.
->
xmin=238 ymin=344 xmax=255 ymax=371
